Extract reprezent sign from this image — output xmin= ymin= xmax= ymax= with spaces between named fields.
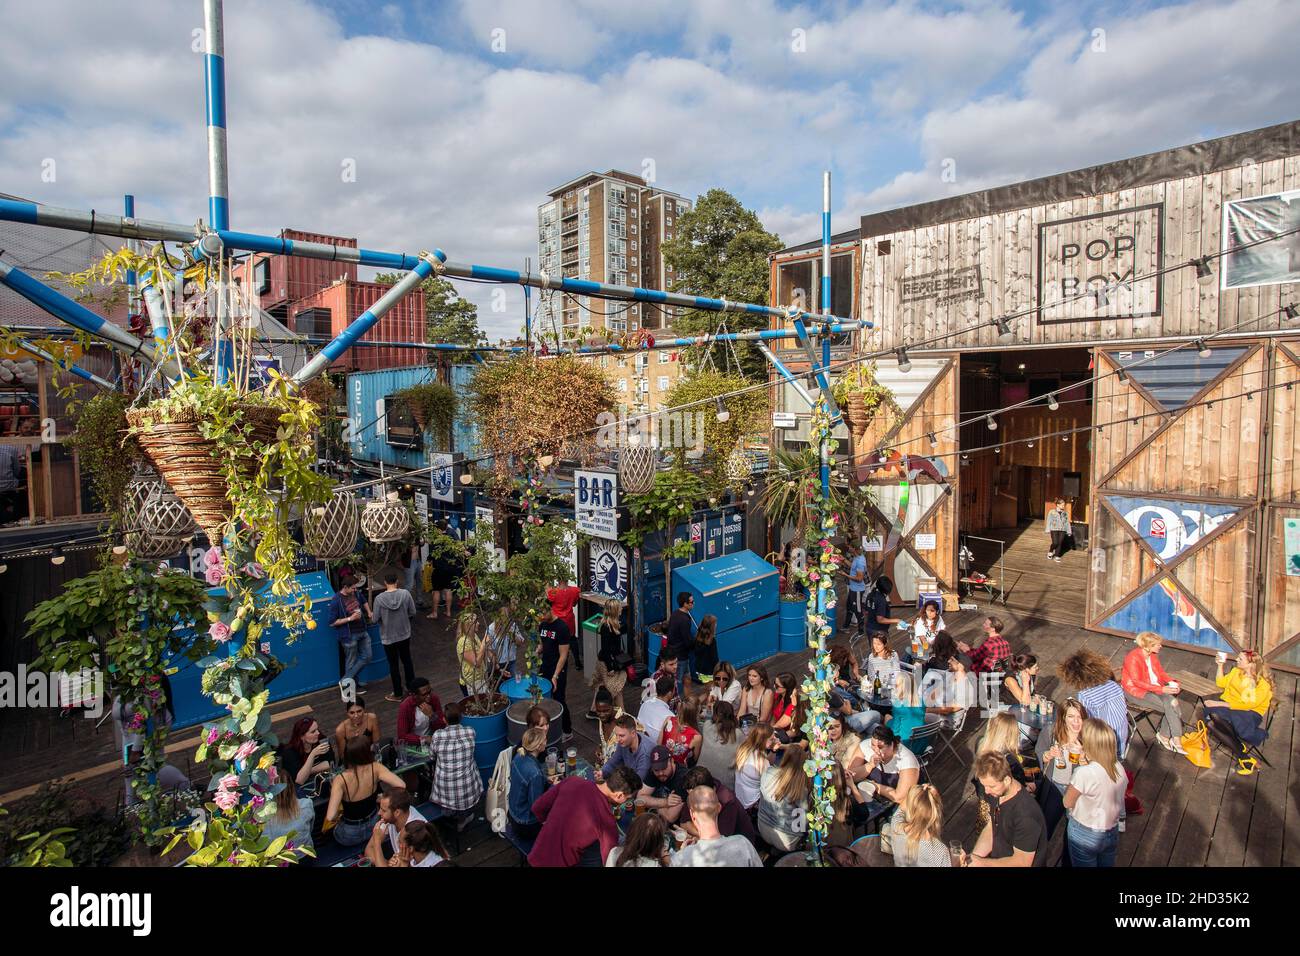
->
xmin=1036 ymin=203 xmax=1163 ymax=325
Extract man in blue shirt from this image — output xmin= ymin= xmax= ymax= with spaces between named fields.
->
xmin=597 ymin=714 xmax=654 ymax=782
xmin=844 ymin=542 xmax=868 ymax=634
xmin=329 ymin=575 xmax=372 ymax=686
xmin=865 ymin=575 xmax=902 ymax=638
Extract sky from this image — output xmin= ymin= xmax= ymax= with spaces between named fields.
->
xmin=1 ymin=0 xmax=1297 ymax=341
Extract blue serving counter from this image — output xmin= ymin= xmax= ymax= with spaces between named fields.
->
xmin=163 ymin=571 xmax=390 ymax=729
xmin=665 ymin=551 xmax=779 ymax=670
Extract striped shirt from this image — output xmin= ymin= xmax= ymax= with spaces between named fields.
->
xmin=1077 ymin=680 xmax=1130 ymax=758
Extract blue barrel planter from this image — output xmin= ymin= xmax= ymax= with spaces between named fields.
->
xmin=501 ymin=676 xmax=552 ymax=704
xmin=779 ymin=594 xmax=810 ymax=653
xmin=460 ymin=696 xmax=509 ymax=787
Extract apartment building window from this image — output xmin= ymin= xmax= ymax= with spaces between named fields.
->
xmin=629 ymin=207 xmax=636 ymax=218
xmin=630 ymin=240 xmax=637 ymax=251
xmin=617 ymin=357 xmax=627 ymax=368
xmin=659 ymin=351 xmax=670 ymax=364
xmin=665 ymin=232 xmax=673 ymax=240
xmin=657 ymin=376 xmax=670 ymax=391
xmin=630 ymin=224 xmax=637 ymax=235
xmin=600 ymin=356 xmax=608 ymax=368
xmin=618 ymin=379 xmax=628 ymax=392
xmin=666 ymin=217 xmax=673 ymax=226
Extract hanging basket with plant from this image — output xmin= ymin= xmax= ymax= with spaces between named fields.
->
xmin=832 ymin=362 xmax=897 ymax=442
xmin=394 ymin=380 xmax=457 ymax=448
xmin=469 ymin=354 xmax=615 ymax=478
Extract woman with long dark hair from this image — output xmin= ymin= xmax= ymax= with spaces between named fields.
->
xmin=691 ymin=614 xmax=720 ymax=683
xmin=323 ymin=737 xmax=408 ymax=847
xmin=280 ymin=717 xmax=334 ymax=793
xmin=606 ymin=812 xmax=668 ymax=867
xmin=736 ymin=664 xmax=773 ymax=730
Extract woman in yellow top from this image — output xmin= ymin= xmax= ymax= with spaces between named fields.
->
xmin=456 ymin=610 xmax=491 ymax=699
xmin=1205 ymin=650 xmax=1273 ymax=748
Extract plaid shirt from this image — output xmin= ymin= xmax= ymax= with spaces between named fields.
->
xmin=428 ymin=724 xmax=482 ymax=812
xmin=970 ymin=634 xmax=1011 ymax=674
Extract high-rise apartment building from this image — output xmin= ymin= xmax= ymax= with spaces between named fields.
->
xmin=535 ymin=170 xmax=692 ymax=410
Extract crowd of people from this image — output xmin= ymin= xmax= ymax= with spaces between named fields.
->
xmin=258 ymin=542 xmax=1278 ymax=869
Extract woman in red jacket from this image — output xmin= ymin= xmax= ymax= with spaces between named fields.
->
xmin=1121 ymin=631 xmax=1185 ymax=753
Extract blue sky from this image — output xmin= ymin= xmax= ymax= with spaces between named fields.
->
xmin=1 ymin=0 xmax=1297 ymax=339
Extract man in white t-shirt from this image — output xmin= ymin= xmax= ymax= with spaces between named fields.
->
xmin=636 ymin=674 xmax=677 ymax=746
xmin=671 ymin=786 xmax=762 ymax=867
xmin=846 ymin=725 xmax=920 ymax=807
xmin=365 ymin=788 xmax=426 ymax=865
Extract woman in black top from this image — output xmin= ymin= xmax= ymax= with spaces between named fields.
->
xmin=692 ymin=614 xmax=720 ymax=681
xmin=596 ymin=599 xmax=625 ymax=670
xmin=324 ymin=737 xmax=407 ymax=847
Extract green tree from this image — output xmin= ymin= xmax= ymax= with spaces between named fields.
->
xmin=375 ymin=273 xmax=483 ymax=356
xmin=661 ymin=189 xmax=783 ymax=382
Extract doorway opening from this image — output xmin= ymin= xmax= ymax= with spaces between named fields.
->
xmin=957 ymin=348 xmax=1093 ymax=625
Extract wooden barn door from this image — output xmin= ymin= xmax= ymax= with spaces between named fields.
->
xmin=856 ymin=356 xmax=959 ymax=604
xmin=1088 ymin=341 xmax=1273 ymax=658
xmin=1260 ymin=343 xmax=1300 ymax=670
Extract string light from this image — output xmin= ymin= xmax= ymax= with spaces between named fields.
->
xmin=1093 ymin=286 xmax=1110 ymax=309
xmin=50 ymin=546 xmax=65 ymax=566
xmin=1196 ymin=338 xmax=1212 ymax=358
xmin=995 ymin=317 xmax=1013 ymax=340
xmin=1285 ymin=303 xmax=1299 ymax=321
xmin=1192 ymin=256 xmax=1216 ymax=285
xmin=1117 ymin=367 xmax=1128 ymax=383
xmin=986 ymin=415 xmax=998 ymax=431
xmin=927 ymin=432 xmax=938 ymax=448
xmin=896 ymin=347 xmax=912 ymax=374
xmin=1047 ymin=394 xmax=1060 ymax=411
xmin=714 ymin=397 xmax=730 ymax=423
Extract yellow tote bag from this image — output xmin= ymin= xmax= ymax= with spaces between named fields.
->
xmin=1180 ymin=721 xmax=1213 ymax=769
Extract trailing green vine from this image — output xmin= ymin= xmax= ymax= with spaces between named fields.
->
xmin=25 ymin=555 xmax=210 ymax=845
xmin=394 ymin=380 xmax=457 ymax=450
xmin=64 ymin=392 xmax=143 ymax=530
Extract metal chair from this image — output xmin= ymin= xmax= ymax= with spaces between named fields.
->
xmin=933 ymin=707 xmax=971 ymax=764
xmin=907 ymin=719 xmax=947 ymax=784
xmin=1126 ymin=701 xmax=1164 ymax=745
xmin=1205 ymin=700 xmax=1278 ymax=770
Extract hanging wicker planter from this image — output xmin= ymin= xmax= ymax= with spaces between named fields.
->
xmin=126 ymin=402 xmax=282 ymax=542
xmin=843 ymin=393 xmax=871 ymax=441
xmin=619 ymin=444 xmax=656 ymax=495
xmin=304 ymin=489 xmax=360 ymax=560
xmin=723 ymin=447 xmax=752 ymax=488
xmin=139 ymin=490 xmax=198 ymax=538
xmin=360 ymin=491 xmax=409 ymax=543
xmin=121 ymin=471 xmax=187 ymax=559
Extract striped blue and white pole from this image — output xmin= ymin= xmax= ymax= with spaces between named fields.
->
xmin=17 ymin=340 xmax=115 ymax=390
xmin=0 ymin=198 xmax=198 ymax=244
xmin=291 ymin=252 xmax=446 ymax=385
xmin=139 ymin=272 xmax=173 ymax=358
xmin=204 ymin=0 xmax=229 ymax=231
xmin=757 ymin=342 xmax=815 ymax=408
xmin=124 ymin=195 xmax=139 ymax=322
xmin=0 ymin=257 xmax=181 ymax=378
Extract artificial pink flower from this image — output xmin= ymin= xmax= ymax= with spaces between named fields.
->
xmin=204 ymin=565 xmax=225 ymax=585
xmin=218 ymin=773 xmax=240 ymax=791
xmin=204 ymin=547 xmax=223 ymax=568
xmin=266 ymin=767 xmax=279 ymax=785
xmin=244 ymin=562 xmax=265 ymax=580
xmin=206 ymin=726 xmax=220 ymax=745
xmin=213 ymin=789 xmax=239 ymax=812
xmin=234 ymin=740 xmax=258 ymax=762
xmin=209 ymin=620 xmax=232 ymax=643
xmin=249 ymin=794 xmax=265 ymax=810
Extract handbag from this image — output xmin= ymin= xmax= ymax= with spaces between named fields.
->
xmin=1179 ymin=720 xmax=1214 ymax=769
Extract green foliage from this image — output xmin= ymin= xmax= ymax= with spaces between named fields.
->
xmin=25 ymin=555 xmax=210 ymax=843
xmin=375 ymin=272 xmax=483 ymax=354
xmin=469 ymin=354 xmax=615 ymax=477
xmin=64 ymin=392 xmax=143 ymax=530
xmin=394 ymin=380 xmax=457 ymax=450
xmin=661 ymin=189 xmax=784 ymax=381
xmin=0 ymin=784 xmax=130 ymax=867
xmin=760 ymin=447 xmax=873 ymax=542
xmin=664 ymin=369 xmax=767 ymax=484
xmin=161 ymin=801 xmax=312 ymax=867
xmin=620 ymin=466 xmax=707 ymax=554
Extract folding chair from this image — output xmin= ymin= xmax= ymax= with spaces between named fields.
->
xmin=1205 ymin=700 xmax=1278 ymax=770
xmin=907 ymin=719 xmax=946 ymax=785
xmin=933 ymin=707 xmax=971 ymax=765
xmin=1126 ymin=702 xmax=1164 ymax=746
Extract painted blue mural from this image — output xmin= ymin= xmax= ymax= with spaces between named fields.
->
xmin=1100 ymin=578 xmax=1234 ymax=653
xmin=1103 ymin=494 xmax=1240 ymax=562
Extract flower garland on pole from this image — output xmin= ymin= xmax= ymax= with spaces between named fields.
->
xmin=798 ymin=396 xmax=842 ymax=864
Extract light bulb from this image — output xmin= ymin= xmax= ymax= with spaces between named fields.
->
xmin=1193 ymin=256 xmax=1216 ymax=286
xmin=459 ymin=473 xmax=473 ymax=485
xmin=1047 ymin=395 xmax=1059 ymax=412
xmin=896 ymin=348 xmax=911 ymax=374
xmin=715 ymin=398 xmax=730 ymax=423
xmin=986 ymin=416 xmax=998 ymax=431
xmin=1196 ymin=339 xmax=1212 ymax=358
xmin=51 ymin=547 xmax=65 ymax=566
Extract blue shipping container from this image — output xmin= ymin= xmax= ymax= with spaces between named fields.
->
xmin=347 ymin=366 xmax=438 ymax=470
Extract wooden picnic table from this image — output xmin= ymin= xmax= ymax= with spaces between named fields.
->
xmin=1167 ymin=669 xmax=1221 ymax=709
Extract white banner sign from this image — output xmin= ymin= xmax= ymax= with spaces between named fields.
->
xmin=575 ymin=470 xmax=619 ymax=541
xmin=414 ymin=492 xmax=429 ymax=522
xmin=914 ymin=533 xmax=937 ymax=551
xmin=429 ymin=453 xmax=456 ymax=503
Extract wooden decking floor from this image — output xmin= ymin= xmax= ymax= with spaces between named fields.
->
xmin=967 ymin=519 xmax=1089 ymax=626
xmin=2 ymin=600 xmax=1295 ymax=867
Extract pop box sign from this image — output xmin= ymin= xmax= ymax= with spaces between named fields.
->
xmin=1036 ymin=204 xmax=1163 ymax=324
xmin=575 ymin=470 xmax=619 ymax=541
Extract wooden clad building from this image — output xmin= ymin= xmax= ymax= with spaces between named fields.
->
xmin=768 ymin=121 xmax=1300 ymax=670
